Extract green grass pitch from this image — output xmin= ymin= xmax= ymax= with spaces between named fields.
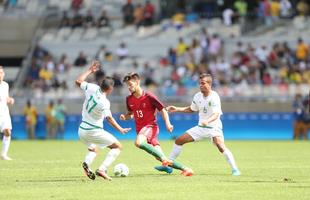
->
xmin=0 ymin=140 xmax=309 ymax=200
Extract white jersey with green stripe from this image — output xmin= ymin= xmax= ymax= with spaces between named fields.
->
xmin=190 ymin=91 xmax=223 ymax=129
xmin=80 ymin=81 xmax=112 ymax=130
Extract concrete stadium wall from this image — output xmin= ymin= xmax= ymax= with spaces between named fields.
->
xmin=0 ymin=16 xmax=40 ymax=57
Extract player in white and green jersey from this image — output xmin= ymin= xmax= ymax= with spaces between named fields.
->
xmin=0 ymin=66 xmax=15 ymax=161
xmin=75 ymin=61 xmax=131 ymax=181
xmin=156 ymin=73 xmax=241 ymax=176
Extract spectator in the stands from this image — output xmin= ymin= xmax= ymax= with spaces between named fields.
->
xmin=97 ymin=10 xmax=110 ymax=28
xmin=46 ymin=55 xmax=55 ymax=72
xmin=56 ymin=54 xmax=71 ymax=72
xmin=176 ymin=37 xmax=187 ymax=56
xmin=191 ymin=38 xmax=203 ymax=65
xmin=112 ymin=73 xmax=123 ymax=95
xmin=222 ymin=7 xmax=234 ymax=26
xmin=297 ymin=0 xmax=309 ymax=16
xmin=61 ymin=80 xmax=68 ymax=91
xmin=26 ymin=59 xmax=40 ymax=87
xmin=234 ymin=0 xmax=247 ymax=23
xmin=122 ymin=0 xmax=134 ymax=26
xmin=71 ymin=10 xmax=83 ymax=28
xmin=185 ymin=7 xmax=199 ymax=23
xmin=141 ymin=62 xmax=153 ymax=79
xmin=176 ymin=82 xmax=186 ymax=96
xmin=39 ymin=65 xmax=53 ymax=91
xmin=95 ymin=45 xmax=107 ymax=63
xmin=74 ymin=51 xmax=88 ymax=67
xmin=171 ymin=10 xmax=185 ymax=27
xmin=282 ymin=41 xmax=294 ymax=64
xmin=208 ymin=34 xmax=222 ymax=61
xmin=52 ymin=78 xmax=68 ymax=92
xmin=105 ymin=52 xmax=113 ymax=62
xmin=116 ymin=42 xmax=129 ymax=60
xmin=83 ymin=9 xmax=95 ymax=28
xmin=4 ymin=0 xmax=17 ymax=9
xmin=60 ymin=11 xmax=71 ymax=28
xmin=268 ymin=43 xmax=281 ymax=69
xmin=33 ymin=45 xmax=48 ymax=59
xmin=234 ymin=41 xmax=246 ymax=54
xmin=132 ymin=60 xmax=144 ymax=75
xmin=270 ymin=0 xmax=281 ymax=23
xmin=71 ymin=0 xmax=83 ymax=11
xmin=168 ymin=47 xmax=177 ymax=66
xmin=296 ymin=38 xmax=309 ymax=62
xmin=176 ymin=37 xmax=187 ymax=65
xmin=95 ymin=45 xmax=113 ymax=63
xmin=255 ymin=45 xmax=269 ymax=63
xmin=143 ymin=0 xmax=155 ymax=26
xmin=40 ymin=63 xmax=53 ymax=81
xmin=142 ymin=63 xmax=156 ymax=88
xmin=199 ymin=28 xmax=209 ymax=60
xmin=134 ymin=3 xmax=144 ymax=28
xmin=51 ymin=77 xmax=61 ymax=90
xmin=261 ymin=0 xmax=273 ymax=26
xmin=217 ymin=59 xmax=231 ymax=79
xmin=112 ymin=73 xmax=123 ymax=88
xmin=280 ymin=0 xmax=292 ymax=18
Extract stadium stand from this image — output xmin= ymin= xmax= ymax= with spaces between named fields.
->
xmin=1 ymin=0 xmax=309 ymax=140
xmin=1 ymin=0 xmax=309 ymax=104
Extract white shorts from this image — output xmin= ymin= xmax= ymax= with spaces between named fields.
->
xmin=186 ymin=126 xmax=224 ymax=142
xmin=78 ymin=128 xmax=118 ymax=149
xmin=0 ymin=114 xmax=12 ymax=132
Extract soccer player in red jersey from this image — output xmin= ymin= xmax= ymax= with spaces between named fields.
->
xmin=119 ymin=72 xmax=193 ymax=176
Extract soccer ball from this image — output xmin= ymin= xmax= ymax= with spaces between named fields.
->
xmin=113 ymin=163 xmax=129 ymax=177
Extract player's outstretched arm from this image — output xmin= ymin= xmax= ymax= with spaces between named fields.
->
xmin=160 ymin=109 xmax=174 ymax=133
xmin=166 ymin=106 xmax=194 ymax=113
xmin=75 ymin=60 xmax=100 ymax=87
xmin=106 ymin=116 xmax=131 ymax=134
xmin=119 ymin=112 xmax=134 ymax=121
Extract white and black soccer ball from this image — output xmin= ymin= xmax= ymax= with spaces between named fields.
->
xmin=113 ymin=163 xmax=129 ymax=177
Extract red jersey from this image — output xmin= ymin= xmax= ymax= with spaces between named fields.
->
xmin=126 ymin=91 xmax=164 ymax=133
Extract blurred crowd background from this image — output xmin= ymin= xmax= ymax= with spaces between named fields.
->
xmin=0 ymin=0 xmax=309 ymax=139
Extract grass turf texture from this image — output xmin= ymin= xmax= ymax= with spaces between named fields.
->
xmin=0 ymin=140 xmax=309 ymax=200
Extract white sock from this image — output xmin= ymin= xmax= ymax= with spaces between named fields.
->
xmin=99 ymin=148 xmax=121 ymax=171
xmin=84 ymin=151 xmax=97 ymax=166
xmin=1 ymin=136 xmax=11 ymax=156
xmin=169 ymin=144 xmax=183 ymax=160
xmin=154 ymin=145 xmax=168 ymax=160
xmin=223 ymin=148 xmax=238 ymax=171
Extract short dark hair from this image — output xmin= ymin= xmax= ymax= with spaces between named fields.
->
xmin=199 ymin=73 xmax=213 ymax=83
xmin=100 ymin=77 xmax=114 ymax=91
xmin=123 ymin=72 xmax=140 ymax=83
